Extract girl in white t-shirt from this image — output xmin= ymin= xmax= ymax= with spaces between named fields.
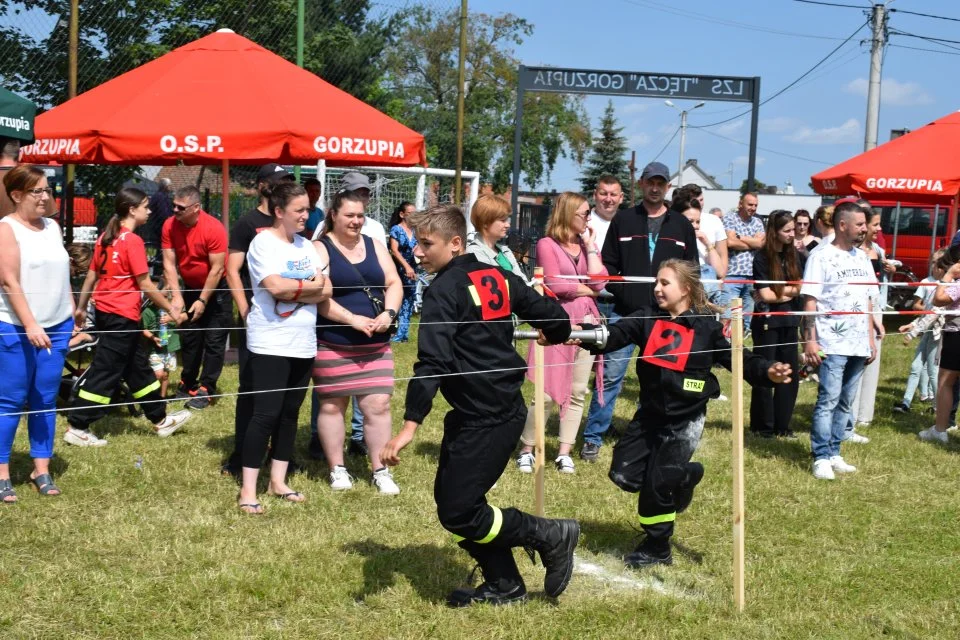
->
xmin=239 ymin=182 xmax=332 ymax=514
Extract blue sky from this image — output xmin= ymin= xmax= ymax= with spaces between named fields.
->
xmin=474 ymin=0 xmax=960 ymax=193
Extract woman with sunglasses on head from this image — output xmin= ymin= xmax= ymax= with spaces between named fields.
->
xmin=515 ymin=192 xmax=606 ymax=475
xmin=238 ymin=182 xmax=331 ymax=514
xmin=66 ymin=187 xmax=192 ymax=447
xmin=0 ymin=165 xmax=74 ymax=502
xmin=792 ymin=209 xmax=818 ymax=255
xmin=750 ymin=210 xmax=805 ymax=439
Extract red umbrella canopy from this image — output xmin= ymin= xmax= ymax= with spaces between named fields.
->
xmin=811 ymin=110 xmax=960 ymax=205
xmin=20 ymin=29 xmax=426 ymax=167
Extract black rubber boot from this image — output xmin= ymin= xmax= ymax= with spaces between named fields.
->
xmin=523 ymin=516 xmax=580 ymax=598
xmin=673 ymin=462 xmax=704 ymax=514
xmin=625 ymin=536 xmax=673 ymax=569
xmin=447 ymin=542 xmax=527 ymax=608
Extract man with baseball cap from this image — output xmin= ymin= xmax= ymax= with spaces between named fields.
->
xmin=221 ymin=163 xmax=295 ymax=477
xmin=579 ymin=161 xmax=698 ymax=461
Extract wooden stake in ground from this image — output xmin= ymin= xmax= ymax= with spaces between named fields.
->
xmin=730 ymin=297 xmax=746 ymax=612
xmin=533 ymin=267 xmax=546 ymax=517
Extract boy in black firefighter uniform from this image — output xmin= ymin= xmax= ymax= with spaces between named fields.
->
xmin=382 ymin=205 xmax=580 ymax=607
xmin=584 ymin=259 xmax=792 ymax=568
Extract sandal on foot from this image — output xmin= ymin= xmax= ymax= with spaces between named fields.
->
xmin=30 ymin=473 xmax=61 ymax=496
xmin=268 ymin=490 xmax=305 ymax=503
xmin=238 ymin=502 xmax=264 ymax=515
xmin=0 ymin=478 xmax=17 ymax=504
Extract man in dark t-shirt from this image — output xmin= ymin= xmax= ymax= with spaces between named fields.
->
xmin=222 ymin=163 xmax=295 ymax=476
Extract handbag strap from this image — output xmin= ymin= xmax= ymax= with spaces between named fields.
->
xmin=321 ymin=235 xmax=384 ymax=314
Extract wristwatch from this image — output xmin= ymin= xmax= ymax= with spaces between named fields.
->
xmin=386 ymin=309 xmax=397 ymax=319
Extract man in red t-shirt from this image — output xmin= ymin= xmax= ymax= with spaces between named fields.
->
xmin=161 ymin=185 xmax=229 ymax=409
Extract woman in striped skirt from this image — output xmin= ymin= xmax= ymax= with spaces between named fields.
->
xmin=313 ymin=190 xmax=404 ymax=494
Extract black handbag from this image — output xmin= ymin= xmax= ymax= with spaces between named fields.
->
xmin=321 ymin=236 xmax=398 ymax=336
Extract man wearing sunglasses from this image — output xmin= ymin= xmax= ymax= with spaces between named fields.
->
xmin=162 ymin=185 xmax=229 ymax=410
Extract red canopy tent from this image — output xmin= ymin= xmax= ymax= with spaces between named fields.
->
xmin=19 ymin=29 xmax=426 ymax=229
xmin=811 ymin=110 xmax=960 ymax=239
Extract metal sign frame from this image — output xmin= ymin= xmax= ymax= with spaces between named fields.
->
xmin=511 ymin=65 xmax=762 ymax=217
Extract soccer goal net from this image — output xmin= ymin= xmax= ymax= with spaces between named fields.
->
xmin=311 ymin=162 xmax=480 ymax=233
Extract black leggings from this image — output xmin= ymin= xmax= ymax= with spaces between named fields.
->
xmin=240 ymin=352 xmax=312 ymax=469
xmin=750 ymin=322 xmax=800 ymax=436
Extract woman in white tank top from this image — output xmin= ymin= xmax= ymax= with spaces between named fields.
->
xmin=0 ymin=165 xmax=74 ymax=502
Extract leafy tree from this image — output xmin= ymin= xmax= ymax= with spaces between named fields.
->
xmin=382 ymin=7 xmax=589 ymax=190
xmin=739 ymin=178 xmax=768 ymax=195
xmin=579 ymin=101 xmax=630 ymax=196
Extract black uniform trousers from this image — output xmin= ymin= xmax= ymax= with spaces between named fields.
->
xmin=608 ymin=411 xmax=706 ymax=541
xmin=435 ymin=406 xmax=536 ymax=581
xmin=179 ymin=285 xmax=231 ymax=394
xmin=749 ymin=323 xmax=800 ymax=436
xmin=227 ymin=327 xmax=254 ymax=469
xmin=69 ymin=312 xmax=166 ymax=428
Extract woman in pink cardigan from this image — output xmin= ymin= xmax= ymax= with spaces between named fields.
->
xmin=516 ymin=192 xmax=607 ymax=475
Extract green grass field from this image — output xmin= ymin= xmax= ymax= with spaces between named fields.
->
xmin=2 ymin=326 xmax=959 ymax=639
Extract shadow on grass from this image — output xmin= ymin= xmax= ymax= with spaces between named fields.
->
xmin=744 ymin=433 xmax=811 ymax=469
xmin=578 ymin=519 xmax=705 ymax=565
xmin=343 ymin=540 xmax=469 ymax=603
xmin=8 ymin=450 xmax=69 ymax=479
xmin=87 ymin=412 xmax=153 ymax=439
xmin=414 ymin=440 xmax=441 ymax=459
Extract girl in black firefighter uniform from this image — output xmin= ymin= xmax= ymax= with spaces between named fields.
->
xmin=382 ymin=205 xmax=580 ymax=607
xmin=66 ymin=188 xmax=192 ymax=445
xmin=586 ymin=258 xmax=792 ymax=568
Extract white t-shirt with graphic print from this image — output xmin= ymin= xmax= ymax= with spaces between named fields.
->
xmin=246 ymin=231 xmax=322 ymax=358
xmin=800 ymin=243 xmax=878 ymax=358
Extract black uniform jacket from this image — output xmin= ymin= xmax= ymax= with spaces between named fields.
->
xmin=593 ymin=308 xmax=774 ymax=423
xmin=404 ymin=254 xmax=571 ymax=427
xmin=600 ymin=206 xmax=699 ymax=315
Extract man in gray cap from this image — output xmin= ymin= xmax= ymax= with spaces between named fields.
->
xmin=313 ymin=171 xmax=386 ymax=247
xmin=579 ymin=161 xmax=699 ymax=461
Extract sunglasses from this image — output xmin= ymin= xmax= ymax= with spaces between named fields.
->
xmin=274 ymin=300 xmax=305 ymax=318
xmin=172 ymin=203 xmax=197 ymax=212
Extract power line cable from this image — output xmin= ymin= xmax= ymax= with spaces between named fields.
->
xmin=888 ymin=43 xmax=960 ymax=57
xmin=616 ymin=0 xmax=853 ymax=41
xmin=652 ymin=126 xmax=680 ymax=162
xmin=694 ymin=127 xmax=834 ymax=165
xmin=889 ymin=29 xmax=960 ymax=50
xmin=691 ymin=19 xmax=869 ymax=130
xmin=889 ymin=8 xmax=960 ymax=24
xmin=792 ymin=0 xmax=869 ymax=9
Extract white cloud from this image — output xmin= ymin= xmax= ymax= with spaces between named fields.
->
xmin=716 ymin=119 xmax=745 ymax=136
xmin=784 ymin=118 xmax=860 ymax=144
xmin=620 ymin=103 xmax=650 ymax=115
xmin=760 ymin=116 xmax=801 ymax=133
xmin=626 ymin=132 xmax=651 ymax=147
xmin=843 ymin=77 xmax=934 ymax=107
xmin=733 ymin=155 xmax=766 ymax=167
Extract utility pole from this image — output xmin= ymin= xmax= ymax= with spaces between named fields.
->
xmin=64 ymin=0 xmax=79 ymax=244
xmin=628 ymin=151 xmax=636 ymax=207
xmin=665 ymin=100 xmax=704 ymax=188
xmin=454 ymin=0 xmax=468 ymax=205
xmin=294 ymin=0 xmax=304 ymax=182
xmin=864 ymin=3 xmax=887 ymax=151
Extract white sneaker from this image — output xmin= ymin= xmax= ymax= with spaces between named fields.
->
xmin=153 ymin=409 xmax=191 ymax=437
xmin=846 ymin=431 xmax=870 ymax=444
xmin=554 ymin=455 xmax=575 ymax=474
xmin=516 ymin=452 xmax=534 ymax=474
xmin=716 ymin=393 xmax=729 ymax=402
xmin=63 ymin=428 xmax=108 ymax=447
xmin=829 ymin=455 xmax=857 ymax=474
xmin=372 ymin=467 xmax=400 ymax=495
xmin=329 ymin=465 xmax=353 ymax=491
xmin=918 ymin=426 xmax=949 ymax=444
xmin=813 ymin=459 xmax=835 ymax=480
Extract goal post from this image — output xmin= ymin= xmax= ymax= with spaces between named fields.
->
xmin=314 ymin=161 xmax=480 ymax=234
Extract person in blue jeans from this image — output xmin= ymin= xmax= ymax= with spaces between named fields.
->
xmin=0 ymin=165 xmax=75 ymax=501
xmin=722 ymin=193 xmax=765 ymax=323
xmin=309 ymin=395 xmax=365 ymax=458
xmin=800 ymin=201 xmax=878 ymax=480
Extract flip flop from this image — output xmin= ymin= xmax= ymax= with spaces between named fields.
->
xmin=30 ymin=473 xmax=61 ymax=496
xmin=268 ymin=491 xmax=305 ymax=503
xmin=238 ymin=502 xmax=264 ymax=515
xmin=0 ymin=478 xmax=17 ymax=504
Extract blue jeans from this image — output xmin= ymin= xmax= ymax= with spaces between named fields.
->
xmin=0 ymin=317 xmax=72 ymax=463
xmin=810 ymin=354 xmax=866 ymax=461
xmin=902 ymin=334 xmax=938 ymax=406
xmin=722 ymin=279 xmax=755 ymax=322
xmin=582 ymin=303 xmax=635 ymax=447
xmin=701 ymin=264 xmax=723 ymax=305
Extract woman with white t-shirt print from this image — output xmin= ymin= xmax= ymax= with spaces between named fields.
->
xmin=239 ymin=182 xmax=332 ymax=514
